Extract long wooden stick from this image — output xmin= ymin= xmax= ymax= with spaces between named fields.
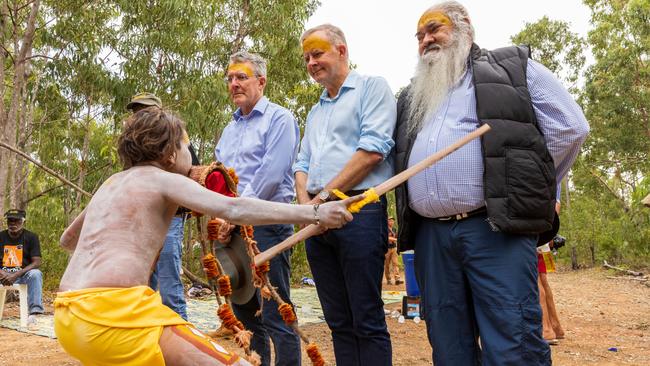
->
xmin=254 ymin=124 xmax=491 ymax=266
xmin=0 ymin=141 xmax=92 ymax=197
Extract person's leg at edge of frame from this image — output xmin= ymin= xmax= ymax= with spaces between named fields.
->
xmin=390 ymin=248 xmax=402 ymax=284
xmin=153 ymin=216 xmax=188 ymax=320
xmin=458 ymin=216 xmax=551 ymax=366
xmin=15 ymin=268 xmax=44 ymax=314
xmin=254 ymin=224 xmax=301 ymax=366
xmin=333 ymin=198 xmax=392 ymax=366
xmin=384 ymin=250 xmax=393 ymax=285
xmin=413 ymin=218 xmax=481 ymax=366
xmin=232 ymin=292 xmax=271 ymax=365
xmin=541 ymin=272 xmax=565 ymax=339
xmin=160 ymin=323 xmax=252 ymax=365
xmin=306 ymin=233 xmax=359 ymax=366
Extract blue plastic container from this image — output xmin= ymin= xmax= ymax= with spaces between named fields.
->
xmin=402 ymin=250 xmax=420 ymax=297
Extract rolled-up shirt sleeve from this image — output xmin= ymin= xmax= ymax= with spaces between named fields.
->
xmin=357 ymin=77 xmax=396 ymax=159
xmin=528 ymin=59 xmax=590 ymax=183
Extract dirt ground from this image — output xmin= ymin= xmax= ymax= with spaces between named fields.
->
xmin=1 ymin=267 xmax=649 ymax=365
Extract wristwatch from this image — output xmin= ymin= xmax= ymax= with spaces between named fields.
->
xmin=317 ymin=190 xmax=330 ymax=202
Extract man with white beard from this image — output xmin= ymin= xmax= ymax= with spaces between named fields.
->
xmin=393 ymin=2 xmax=589 ymax=365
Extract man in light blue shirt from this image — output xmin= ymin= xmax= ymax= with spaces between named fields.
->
xmin=294 ymin=24 xmax=396 ymax=366
xmin=394 ymin=2 xmax=589 ymax=366
xmin=215 ymin=51 xmax=301 ymax=366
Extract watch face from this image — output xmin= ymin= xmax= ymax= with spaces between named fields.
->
xmin=318 ymin=191 xmax=329 ymax=201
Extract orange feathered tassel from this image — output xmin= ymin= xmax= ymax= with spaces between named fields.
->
xmin=217 ymin=303 xmax=244 ymax=332
xmin=207 ymin=219 xmax=221 ymax=240
xmin=255 ymin=261 xmax=270 ymax=277
xmin=202 ymin=253 xmax=219 ymax=279
xmin=217 ymin=275 xmax=232 ymax=296
xmin=278 ymin=303 xmax=297 ymax=325
xmin=306 ymin=343 xmax=325 ymax=366
xmin=227 ymin=167 xmax=239 ymax=186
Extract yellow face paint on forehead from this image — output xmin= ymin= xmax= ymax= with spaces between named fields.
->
xmin=302 ymin=34 xmax=333 ymax=54
xmin=227 ymin=63 xmax=254 ymax=77
xmin=417 ymin=10 xmax=452 ymax=31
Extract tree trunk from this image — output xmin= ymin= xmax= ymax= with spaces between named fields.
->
xmin=1 ymin=0 xmax=41 ymax=210
xmin=74 ymin=97 xmax=92 ymax=212
xmin=0 ymin=1 xmax=12 ymax=211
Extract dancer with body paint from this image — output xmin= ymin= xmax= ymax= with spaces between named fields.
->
xmin=54 ymin=107 xmax=359 ymax=366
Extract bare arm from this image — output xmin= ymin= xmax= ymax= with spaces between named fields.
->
xmin=322 ymin=149 xmax=383 ymax=194
xmin=297 ymin=150 xmax=382 ymax=205
xmin=295 ymin=171 xmax=311 ymax=205
xmin=162 ymin=172 xmax=359 ymax=228
xmin=60 ymin=209 xmax=86 ymax=252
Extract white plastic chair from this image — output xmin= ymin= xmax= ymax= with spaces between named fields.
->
xmin=0 ymin=283 xmax=28 ymax=328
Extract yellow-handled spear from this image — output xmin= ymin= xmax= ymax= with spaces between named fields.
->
xmin=254 ymin=123 xmax=492 ymax=266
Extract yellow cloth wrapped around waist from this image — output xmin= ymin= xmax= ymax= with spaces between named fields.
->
xmin=54 ymin=286 xmax=187 ymax=328
xmin=54 ymin=286 xmax=188 ymax=366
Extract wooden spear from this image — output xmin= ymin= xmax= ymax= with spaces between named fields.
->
xmin=254 ymin=123 xmax=491 ymax=266
xmin=0 ymin=141 xmax=92 ymax=197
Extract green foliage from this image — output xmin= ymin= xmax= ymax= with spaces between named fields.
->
xmin=513 ymin=2 xmax=650 ymax=268
xmin=0 ymin=0 xmax=321 ymax=289
xmin=510 ymin=16 xmax=586 ymax=93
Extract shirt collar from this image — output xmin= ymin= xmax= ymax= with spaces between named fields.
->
xmin=319 ymin=71 xmax=359 ymax=102
xmin=233 ymin=96 xmax=269 ymax=120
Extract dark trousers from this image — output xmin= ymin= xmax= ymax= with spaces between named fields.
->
xmin=413 ymin=214 xmax=552 ymax=366
xmin=306 ymin=197 xmax=392 ymax=366
xmin=233 ymin=224 xmax=301 ymax=366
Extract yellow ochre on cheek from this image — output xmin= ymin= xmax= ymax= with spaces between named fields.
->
xmin=227 ymin=63 xmax=254 ymax=77
xmin=417 ymin=10 xmax=451 ymax=30
xmin=302 ymin=35 xmax=332 ymax=54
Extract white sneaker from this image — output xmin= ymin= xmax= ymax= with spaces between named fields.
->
xmin=27 ymin=314 xmax=38 ymax=330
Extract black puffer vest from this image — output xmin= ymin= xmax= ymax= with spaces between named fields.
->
xmin=394 ymin=44 xmax=556 ymax=251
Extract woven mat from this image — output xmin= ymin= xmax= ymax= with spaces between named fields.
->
xmin=0 ymin=287 xmax=405 ymax=338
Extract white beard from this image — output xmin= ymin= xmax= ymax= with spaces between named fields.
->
xmin=408 ymin=34 xmax=472 ymax=136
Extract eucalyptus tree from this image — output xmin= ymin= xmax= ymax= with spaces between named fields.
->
xmin=511 ymin=17 xmax=587 ymax=267
xmin=576 ymin=0 xmax=650 ymax=265
xmin=112 ymin=0 xmax=319 ymax=162
xmin=0 ymin=0 xmax=42 ymax=211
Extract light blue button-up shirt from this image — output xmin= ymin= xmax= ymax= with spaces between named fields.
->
xmin=215 ymin=96 xmax=299 ymax=203
xmin=293 ymin=71 xmax=397 ymax=193
xmin=407 ymin=59 xmax=589 ymax=218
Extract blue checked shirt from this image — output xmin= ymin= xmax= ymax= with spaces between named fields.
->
xmin=293 ymin=71 xmax=396 ymax=193
xmin=215 ymin=96 xmax=300 ymax=203
xmin=407 ymin=59 xmax=589 ymax=218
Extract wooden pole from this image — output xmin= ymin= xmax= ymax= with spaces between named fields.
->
xmin=254 ymin=124 xmax=492 ymax=266
xmin=0 ymin=141 xmax=92 ymax=197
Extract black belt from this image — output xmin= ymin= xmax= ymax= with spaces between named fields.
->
xmin=434 ymin=206 xmax=487 ymax=221
xmin=309 ymin=189 xmax=367 ymax=201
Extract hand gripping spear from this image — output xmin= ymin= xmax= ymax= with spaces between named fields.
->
xmin=254 ymin=123 xmax=492 ymax=266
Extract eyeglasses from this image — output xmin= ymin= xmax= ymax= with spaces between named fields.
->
xmin=225 ymin=73 xmax=255 ymax=84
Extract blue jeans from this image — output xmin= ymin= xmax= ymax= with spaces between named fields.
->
xmin=150 ymin=216 xmax=187 ymax=320
xmin=306 ymin=197 xmax=391 ymax=366
xmin=14 ymin=268 xmax=44 ymax=314
xmin=413 ymin=214 xmax=551 ymax=366
xmin=233 ymin=224 xmax=301 ymax=366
